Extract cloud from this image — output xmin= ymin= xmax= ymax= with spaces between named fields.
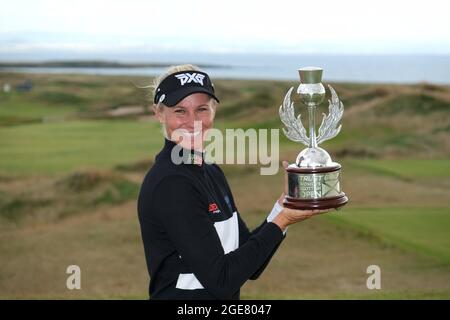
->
xmin=1 ymin=0 xmax=449 ymax=55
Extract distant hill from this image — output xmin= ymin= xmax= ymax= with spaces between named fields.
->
xmin=0 ymin=60 xmax=230 ymax=69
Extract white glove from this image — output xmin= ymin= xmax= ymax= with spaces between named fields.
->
xmin=266 ymin=201 xmax=287 ymax=235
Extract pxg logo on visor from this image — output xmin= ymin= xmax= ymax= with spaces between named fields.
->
xmin=154 ymin=71 xmax=220 ymax=107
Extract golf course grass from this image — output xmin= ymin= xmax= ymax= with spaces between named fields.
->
xmin=0 ymin=71 xmax=449 ymax=299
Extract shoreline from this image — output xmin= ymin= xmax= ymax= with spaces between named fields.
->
xmin=1 ymin=70 xmax=448 ymax=87
xmin=1 ymin=54 xmax=450 ymax=84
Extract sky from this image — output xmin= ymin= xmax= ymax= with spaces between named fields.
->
xmin=0 ymin=0 xmax=450 ymax=58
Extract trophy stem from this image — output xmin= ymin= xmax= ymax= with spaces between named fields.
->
xmin=308 ymin=106 xmax=317 ymax=148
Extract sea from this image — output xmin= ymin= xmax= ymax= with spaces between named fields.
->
xmin=1 ymin=52 xmax=450 ymax=84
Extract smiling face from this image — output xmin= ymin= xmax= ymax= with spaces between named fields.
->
xmin=155 ymin=92 xmax=216 ymax=150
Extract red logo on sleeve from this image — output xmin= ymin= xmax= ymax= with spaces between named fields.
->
xmin=208 ymin=203 xmax=220 ymax=214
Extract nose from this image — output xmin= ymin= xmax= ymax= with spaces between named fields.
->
xmin=184 ymin=110 xmax=201 ymax=130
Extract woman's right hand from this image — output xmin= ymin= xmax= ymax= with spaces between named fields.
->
xmin=272 ymin=207 xmax=330 ymax=232
xmin=273 ymin=160 xmax=331 ymax=232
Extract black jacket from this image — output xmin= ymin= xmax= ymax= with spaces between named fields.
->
xmin=137 ymin=139 xmax=284 ymax=299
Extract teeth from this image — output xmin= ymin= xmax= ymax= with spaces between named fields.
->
xmin=182 ymin=131 xmax=201 ymax=138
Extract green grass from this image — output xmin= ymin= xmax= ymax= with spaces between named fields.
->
xmin=0 ymin=93 xmax=77 ymax=124
xmin=347 ymin=159 xmax=450 ymax=180
xmin=0 ymin=198 xmax=52 ymax=223
xmin=0 ymin=117 xmax=292 ymax=175
xmin=0 ymin=171 xmax=140 ymax=225
xmin=1 ymin=73 xmax=450 ymax=299
xmin=93 ymin=179 xmax=140 ymax=206
xmin=242 ymin=291 xmax=450 ymax=300
xmin=375 ymin=94 xmax=450 ymax=115
xmin=0 ymin=120 xmax=163 ymax=175
xmin=36 ymin=91 xmax=87 ymax=105
xmin=216 ymin=90 xmax=278 ymax=119
xmin=326 ymin=207 xmax=450 ymax=265
xmin=344 ymin=87 xmax=390 ymax=107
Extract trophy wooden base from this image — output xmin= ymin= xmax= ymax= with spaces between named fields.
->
xmin=284 ymin=164 xmax=348 ymax=210
xmin=283 ymin=193 xmax=348 ymax=210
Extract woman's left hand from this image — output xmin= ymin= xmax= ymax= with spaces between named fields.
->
xmin=276 ymin=160 xmax=290 ymax=205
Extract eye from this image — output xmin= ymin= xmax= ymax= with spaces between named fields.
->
xmin=174 ymin=109 xmax=185 ymax=114
xmin=198 ymin=106 xmax=209 ymax=112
